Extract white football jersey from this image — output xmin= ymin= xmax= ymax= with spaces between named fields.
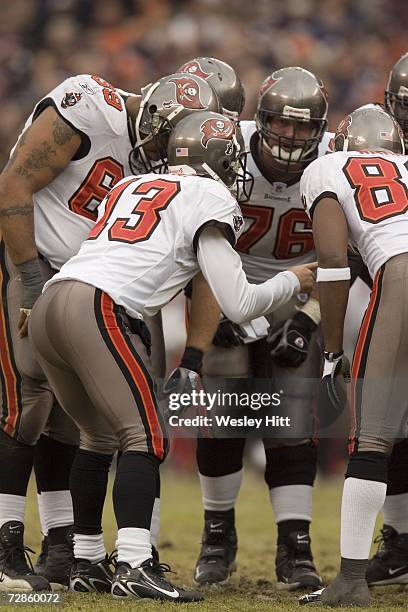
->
xmin=12 ymin=74 xmax=133 ymax=270
xmin=47 ymin=173 xmax=244 ymax=318
xmin=301 ymin=151 xmax=408 ymax=278
xmin=237 ymin=121 xmax=333 ymax=284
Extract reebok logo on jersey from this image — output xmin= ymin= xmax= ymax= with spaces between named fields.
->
xmin=79 ymin=82 xmax=97 ymax=95
xmin=61 ymin=92 xmax=82 ymax=109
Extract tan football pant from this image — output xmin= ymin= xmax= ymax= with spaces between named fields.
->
xmin=0 ymin=242 xmax=78 ymax=445
xmin=350 ymin=252 xmax=408 ymax=456
xmin=29 ymin=280 xmax=168 ymax=459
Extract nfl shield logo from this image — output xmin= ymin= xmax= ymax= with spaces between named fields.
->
xmin=272 ymin=182 xmax=286 ymax=194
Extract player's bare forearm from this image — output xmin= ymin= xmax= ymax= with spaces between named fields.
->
xmin=312 ymin=197 xmax=350 ymax=353
xmin=0 ymin=196 xmax=37 ymax=264
xmin=145 ymin=312 xmax=166 ymax=380
xmin=187 ymin=272 xmax=221 ymax=352
xmin=317 ymin=280 xmax=349 ymax=352
xmin=0 ymin=107 xmax=80 ymax=265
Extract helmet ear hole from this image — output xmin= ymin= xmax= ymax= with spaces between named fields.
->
xmin=222 ymin=160 xmax=230 ymax=170
xmin=149 ymin=104 xmax=157 ymax=115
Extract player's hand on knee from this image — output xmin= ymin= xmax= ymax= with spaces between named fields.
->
xmin=267 ymin=311 xmax=316 ymax=367
xmin=289 ymin=262 xmax=317 ymax=293
xmin=213 ymin=318 xmax=247 ymax=348
xmin=318 ymin=351 xmax=350 ymax=427
xmin=162 ymin=347 xmax=203 ymax=415
xmin=18 ymin=309 xmax=31 ymax=338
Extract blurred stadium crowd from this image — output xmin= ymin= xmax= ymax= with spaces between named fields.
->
xmin=1 ymin=0 xmax=407 ymax=169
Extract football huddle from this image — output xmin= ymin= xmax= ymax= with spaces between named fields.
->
xmin=0 ymin=49 xmax=408 ymax=609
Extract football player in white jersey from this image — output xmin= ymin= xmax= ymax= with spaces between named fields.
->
xmin=28 ymin=111 xmax=316 ymax=602
xmin=0 ymin=72 xmax=220 ymax=591
xmin=299 ymin=105 xmax=408 ymax=606
xmin=366 ymin=53 xmax=408 ymax=587
xmin=168 ymin=67 xmax=330 ymax=590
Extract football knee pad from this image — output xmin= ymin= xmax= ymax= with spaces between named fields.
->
xmin=196 ymin=437 xmax=245 ymax=477
xmin=387 ymin=439 xmax=408 ymax=495
xmin=0 ymin=430 xmax=34 ymax=495
xmin=264 ymin=443 xmax=317 ymax=489
xmin=346 ymin=451 xmax=388 ymax=484
xmin=34 ymin=434 xmax=77 ymax=492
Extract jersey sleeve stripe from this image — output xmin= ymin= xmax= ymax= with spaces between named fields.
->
xmin=193 ymin=220 xmax=236 ymax=255
xmin=33 ymin=97 xmax=91 ymax=161
xmin=309 ymin=191 xmax=340 ymax=220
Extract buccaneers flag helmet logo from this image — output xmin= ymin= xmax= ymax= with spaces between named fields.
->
xmin=259 ymin=72 xmax=280 ymax=97
xmin=178 ymin=60 xmax=212 ymax=81
xmin=200 ymin=117 xmax=235 ymax=149
xmin=337 ymin=114 xmax=352 ymax=139
xmin=334 ymin=114 xmax=352 ymax=151
xmin=168 ymin=77 xmax=206 ymax=110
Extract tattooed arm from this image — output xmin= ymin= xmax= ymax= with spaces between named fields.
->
xmin=0 ymin=106 xmax=81 ymax=335
xmin=0 ymin=106 xmax=81 ymax=265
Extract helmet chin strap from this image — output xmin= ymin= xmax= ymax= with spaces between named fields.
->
xmin=201 ymin=162 xmax=236 ymax=192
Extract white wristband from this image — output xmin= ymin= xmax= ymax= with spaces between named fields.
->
xmin=317 ymin=267 xmax=351 ymax=282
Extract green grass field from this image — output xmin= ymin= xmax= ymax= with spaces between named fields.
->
xmin=17 ymin=470 xmax=408 ymax=611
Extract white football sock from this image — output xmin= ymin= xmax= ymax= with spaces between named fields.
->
xmin=199 ymin=468 xmax=243 ymax=512
xmin=341 ymin=477 xmax=387 ymax=559
xmin=0 ymin=494 xmax=25 ymax=527
xmin=150 ymin=498 xmax=160 ymax=548
xmin=269 ymin=484 xmax=313 ymax=523
xmin=37 ymin=493 xmax=48 ymax=536
xmin=39 ymin=490 xmax=73 ymax=531
xmin=74 ymin=533 xmax=106 ymax=563
xmin=382 ymin=493 xmax=408 ymax=534
xmin=116 ymin=528 xmax=151 ymax=568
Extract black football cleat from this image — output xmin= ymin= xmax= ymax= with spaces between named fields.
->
xmin=367 ymin=525 xmax=408 ymax=586
xmin=69 ymin=553 xmax=116 ymax=593
xmin=36 ymin=527 xmax=74 ymax=591
xmin=0 ymin=521 xmax=50 ymax=592
xmin=112 ymin=558 xmax=203 ymax=602
xmin=33 ymin=535 xmax=48 ymax=575
xmin=299 ymin=574 xmax=370 ymax=606
xmin=194 ymin=519 xmax=237 ymax=585
xmin=276 ymin=531 xmax=322 ymax=591
xmin=299 ymin=587 xmax=324 ymax=605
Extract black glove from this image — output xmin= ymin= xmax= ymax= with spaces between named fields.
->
xmin=318 ymin=351 xmax=351 ymax=427
xmin=267 ymin=311 xmax=317 ymax=368
xmin=213 ymin=318 xmax=247 ymax=348
xmin=162 ymin=347 xmax=203 ymax=416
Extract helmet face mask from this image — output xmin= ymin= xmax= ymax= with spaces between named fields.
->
xmin=255 ymin=67 xmax=328 ymax=173
xmin=256 ymin=112 xmax=326 ymax=169
xmin=385 ymin=90 xmax=408 ymax=148
xmin=385 ymin=53 xmax=408 ymax=149
xmin=234 ymin=150 xmax=254 ymax=203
